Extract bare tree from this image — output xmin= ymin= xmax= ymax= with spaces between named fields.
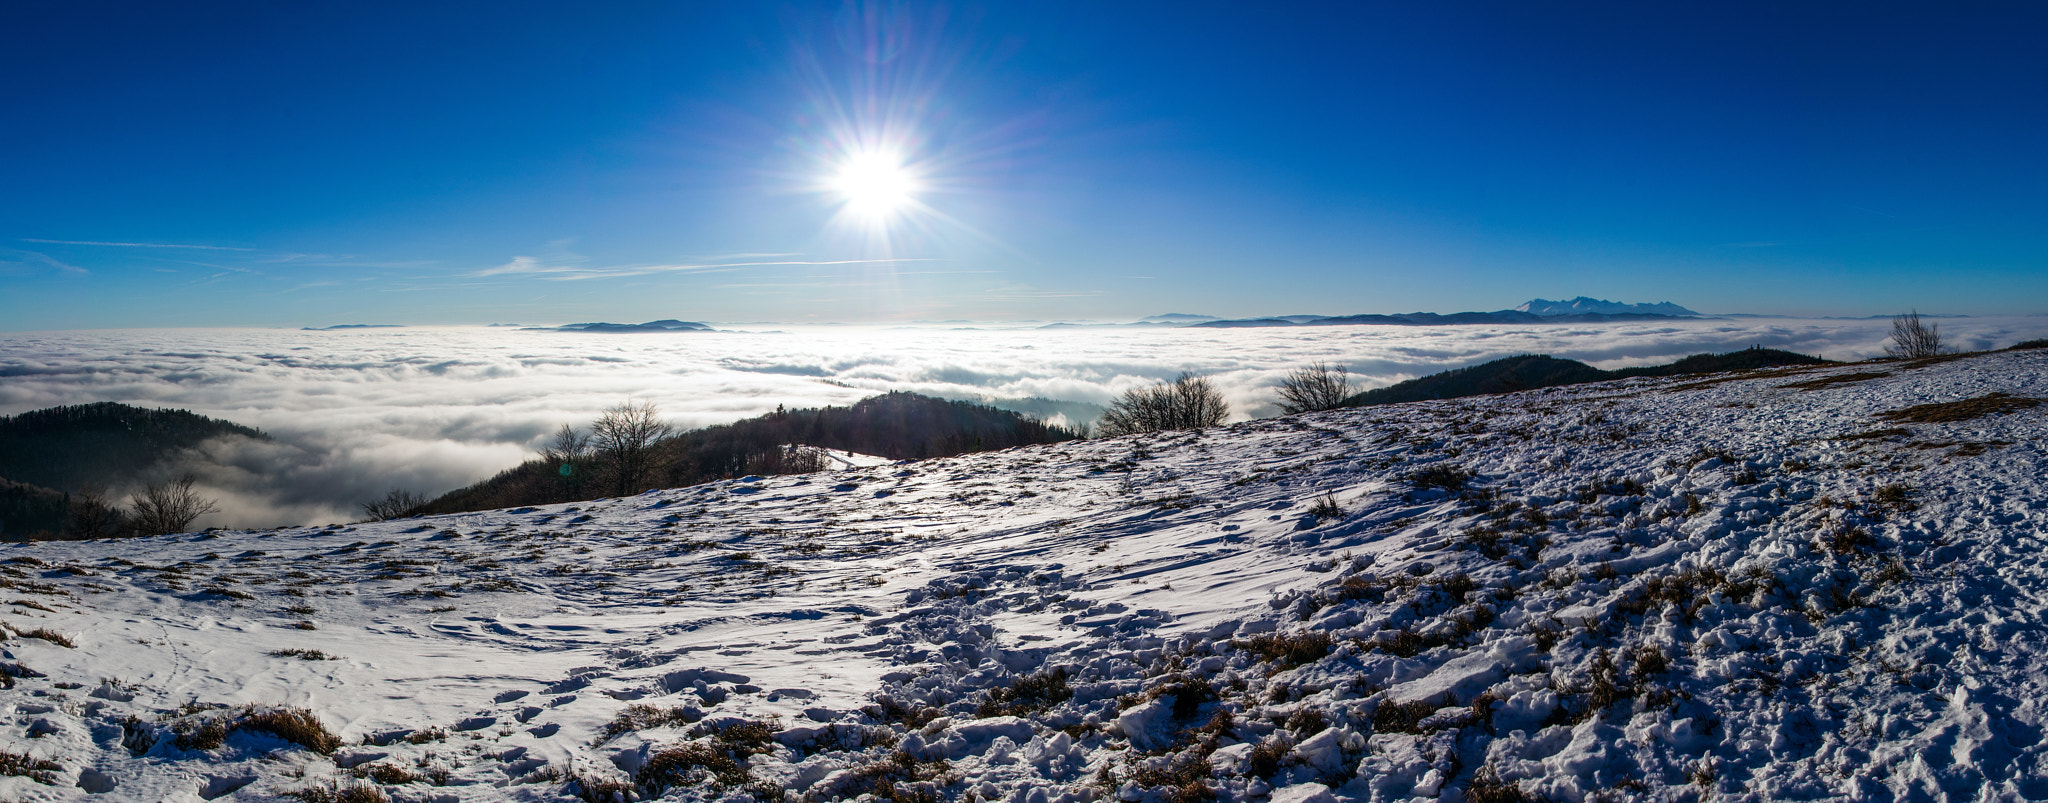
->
xmin=540 ymin=422 xmax=594 ymax=492
xmin=1097 ymin=372 xmax=1231 ymax=436
xmin=1884 ymin=310 xmax=1949 ymax=359
xmin=360 ymin=488 xmax=428 ymax=521
xmin=67 ymin=483 xmax=125 ymax=540
xmin=1275 ymin=361 xmax=1355 ymax=414
xmin=541 ymin=423 xmax=591 ymax=468
xmin=590 ymin=400 xmax=674 ymax=497
xmin=128 ymin=475 xmax=220 ymax=536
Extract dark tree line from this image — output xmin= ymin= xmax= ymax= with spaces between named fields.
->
xmin=0 ymin=402 xmax=265 ymax=493
xmin=411 ymin=392 xmax=1079 ymax=516
xmin=0 ymin=401 xmax=251 ymax=541
xmin=0 ymin=475 xmax=220 ymax=542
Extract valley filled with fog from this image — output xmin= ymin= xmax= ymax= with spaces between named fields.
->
xmin=4 ymin=316 xmax=2045 ymax=528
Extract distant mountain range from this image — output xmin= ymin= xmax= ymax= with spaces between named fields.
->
xmin=1189 ymin=298 xmax=1701 ymax=328
xmin=1515 ymin=297 xmax=1700 ymax=316
xmin=525 ymin=319 xmax=714 ymax=333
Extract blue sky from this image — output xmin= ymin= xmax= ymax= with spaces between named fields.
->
xmin=2 ymin=1 xmax=2044 ymax=329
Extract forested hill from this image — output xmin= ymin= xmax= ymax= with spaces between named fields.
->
xmin=0 ymin=402 xmax=268 ymax=493
xmin=1343 ymin=347 xmax=1831 ymax=407
xmin=418 ymin=391 xmax=1078 ymax=515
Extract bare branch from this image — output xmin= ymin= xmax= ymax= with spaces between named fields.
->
xmin=1884 ymin=310 xmax=1949 ymax=359
xmin=1097 ymin=373 xmax=1230 ymax=436
xmin=1275 ymin=361 xmax=1354 ymax=414
xmin=590 ymin=400 xmax=674 ymax=496
xmin=128 ymin=475 xmax=220 ymax=536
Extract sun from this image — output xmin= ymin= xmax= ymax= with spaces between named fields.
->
xmin=831 ymin=150 xmax=918 ymax=217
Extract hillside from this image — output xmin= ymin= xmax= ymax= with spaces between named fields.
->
xmin=420 ymin=392 xmax=1077 ymax=515
xmin=0 ymin=350 xmax=2042 ymax=801
xmin=1343 ymin=348 xmax=1830 ymax=407
xmin=0 ymin=401 xmax=267 ymax=494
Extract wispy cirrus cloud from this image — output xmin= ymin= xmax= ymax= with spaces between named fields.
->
xmin=22 ymin=238 xmax=255 ymax=251
xmin=0 ymin=247 xmax=87 ymax=276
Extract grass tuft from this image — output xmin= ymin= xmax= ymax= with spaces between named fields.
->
xmin=976 ymin=668 xmax=1072 ymax=718
xmin=0 ymin=750 xmax=62 ymax=785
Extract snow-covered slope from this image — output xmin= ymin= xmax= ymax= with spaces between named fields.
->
xmin=1 ymin=350 xmax=2045 ymax=802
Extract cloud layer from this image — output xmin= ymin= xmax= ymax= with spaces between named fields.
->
xmin=4 ymin=316 xmax=2043 ymax=528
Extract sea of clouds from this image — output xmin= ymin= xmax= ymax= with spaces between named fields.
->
xmin=3 ymin=316 xmax=2043 ymax=528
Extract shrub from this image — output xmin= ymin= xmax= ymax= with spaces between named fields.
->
xmin=2011 ymin=339 xmax=2048 ymax=351
xmin=1098 ymin=373 xmax=1230 ymax=436
xmin=359 ymin=489 xmax=427 ymax=522
xmin=1307 ymin=493 xmax=1345 ymax=522
xmin=67 ymin=484 xmax=125 ymax=540
xmin=1275 ymin=362 xmax=1354 ymax=414
xmin=128 ymin=475 xmax=220 ymax=536
xmin=1884 ymin=310 xmax=1949 ymax=359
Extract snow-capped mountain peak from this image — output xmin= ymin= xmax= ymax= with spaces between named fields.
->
xmin=1516 ymin=297 xmax=1700 ymax=316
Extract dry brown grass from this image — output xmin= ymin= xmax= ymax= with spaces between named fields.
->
xmin=977 ymin=668 xmax=1072 ymax=718
xmin=13 ymin=627 xmax=74 ymax=647
xmin=598 ymin=704 xmax=702 ymax=741
xmin=284 ymin=780 xmax=388 ymax=803
xmin=0 ymin=750 xmax=62 ymax=784
xmin=268 ymin=648 xmax=340 ymax=661
xmin=1235 ymin=631 xmax=1334 ymax=669
xmin=178 ymin=706 xmax=341 ymax=755
xmin=1779 ymin=371 xmax=1892 ymax=391
xmin=1878 ymin=392 xmax=2043 ymax=424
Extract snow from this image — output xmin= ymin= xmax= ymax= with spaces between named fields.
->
xmin=0 ymin=349 xmax=2045 ymax=801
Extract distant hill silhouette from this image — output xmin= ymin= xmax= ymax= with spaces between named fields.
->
xmin=527 ymin=319 xmax=713 ymax=332
xmin=418 ymin=392 xmax=1078 ymax=515
xmin=0 ymin=402 xmax=267 ymax=494
xmin=1342 ymin=348 xmax=1830 ymax=407
xmin=1192 ymin=309 xmax=1695 ymax=328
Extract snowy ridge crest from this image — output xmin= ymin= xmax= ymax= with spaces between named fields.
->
xmin=0 ymin=350 xmax=2045 ymax=801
